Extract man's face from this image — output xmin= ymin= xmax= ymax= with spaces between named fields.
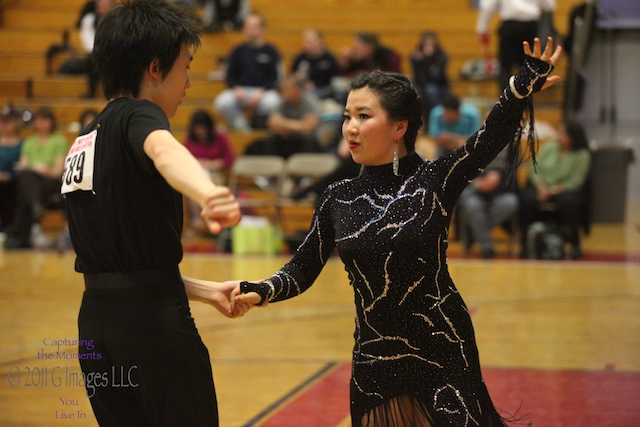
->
xmin=443 ymin=108 xmax=460 ymax=124
xmin=281 ymin=80 xmax=301 ymax=103
xmin=243 ymin=15 xmax=264 ymax=43
xmin=154 ymin=43 xmax=192 ymax=118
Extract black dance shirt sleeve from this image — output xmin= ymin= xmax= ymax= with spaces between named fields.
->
xmin=125 ymin=100 xmax=171 ymax=176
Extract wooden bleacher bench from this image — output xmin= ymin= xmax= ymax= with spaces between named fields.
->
xmin=0 ymin=0 xmax=579 ymax=240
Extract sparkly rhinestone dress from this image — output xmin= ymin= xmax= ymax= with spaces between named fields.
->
xmin=257 ymin=59 xmax=551 ymax=426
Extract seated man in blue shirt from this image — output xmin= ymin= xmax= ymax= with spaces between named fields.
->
xmin=428 ymin=93 xmax=481 ymax=158
xmin=214 ymin=13 xmax=282 ymax=131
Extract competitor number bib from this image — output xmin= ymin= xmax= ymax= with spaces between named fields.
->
xmin=61 ymin=129 xmax=97 ymax=195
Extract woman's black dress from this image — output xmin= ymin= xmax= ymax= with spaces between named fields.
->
xmin=250 ymin=58 xmax=552 ymax=426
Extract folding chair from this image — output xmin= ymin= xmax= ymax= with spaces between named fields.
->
xmin=277 ymin=153 xmax=340 ymax=239
xmin=279 ymin=152 xmax=340 ymax=198
xmin=218 ymin=155 xmax=286 ymax=252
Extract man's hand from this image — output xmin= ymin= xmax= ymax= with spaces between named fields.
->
xmin=201 ymin=186 xmax=241 ymax=234
xmin=230 ymin=281 xmax=268 ymax=315
xmin=183 ymin=277 xmax=252 ymax=318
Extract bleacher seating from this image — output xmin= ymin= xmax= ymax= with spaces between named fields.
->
xmin=0 ymin=0 xmax=583 ymax=239
xmin=1 ymin=0 xmax=583 ymax=144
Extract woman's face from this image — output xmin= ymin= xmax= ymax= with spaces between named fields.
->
xmin=193 ymin=124 xmax=208 ymax=141
xmin=342 ymin=87 xmax=405 ymax=166
xmin=558 ymin=125 xmax=571 ymax=150
xmin=353 ymin=38 xmax=373 ymax=60
xmin=33 ymin=115 xmax=53 ymax=135
xmin=421 ymin=36 xmax=436 ymax=55
xmin=0 ymin=118 xmax=18 ymax=137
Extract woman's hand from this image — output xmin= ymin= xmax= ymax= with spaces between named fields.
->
xmin=523 ymin=37 xmax=563 ymax=91
xmin=230 ymin=281 xmax=269 ymax=315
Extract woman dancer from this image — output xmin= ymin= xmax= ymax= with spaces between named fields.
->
xmin=234 ymin=38 xmax=562 ymax=426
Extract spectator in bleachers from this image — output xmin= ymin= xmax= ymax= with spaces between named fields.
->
xmin=291 ymin=29 xmax=339 ymax=101
xmin=213 ymin=13 xmax=282 ymax=131
xmin=518 ymin=118 xmax=592 ymax=259
xmin=338 ymin=31 xmax=402 ymax=77
xmin=199 ymin=0 xmax=251 ymax=32
xmin=59 ymin=0 xmax=115 ymax=98
xmin=184 ymin=110 xmax=236 ymax=176
xmin=183 ymin=109 xmax=236 ymax=235
xmin=476 ymin=0 xmax=556 ymax=91
xmin=4 ymin=107 xmax=68 ymax=249
xmin=410 ymin=31 xmax=450 ymax=129
xmin=0 ymin=108 xmax=24 ymax=232
xmin=334 ymin=32 xmax=402 ymax=105
xmin=428 ymin=93 xmax=482 ymax=158
xmin=79 ymin=108 xmax=99 ymax=129
xmin=245 ymin=75 xmax=321 ymax=159
xmin=458 ymin=147 xmax=519 ymax=259
xmin=428 ymin=93 xmax=514 ymax=258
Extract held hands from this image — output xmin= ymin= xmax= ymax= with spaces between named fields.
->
xmin=182 ymin=276 xmax=267 ymax=319
xmin=201 ymin=186 xmax=241 ymax=234
xmin=230 ymin=281 xmax=267 ymax=315
xmin=182 ymin=277 xmax=251 ymax=318
xmin=212 ymin=280 xmax=253 ymax=318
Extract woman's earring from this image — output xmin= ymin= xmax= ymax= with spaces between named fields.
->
xmin=392 ymin=141 xmax=399 ymax=176
xmin=358 ymin=164 xmax=365 ymax=177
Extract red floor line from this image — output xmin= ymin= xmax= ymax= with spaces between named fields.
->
xmin=256 ymin=363 xmax=640 ymax=427
xmin=258 ymin=362 xmax=351 ymax=427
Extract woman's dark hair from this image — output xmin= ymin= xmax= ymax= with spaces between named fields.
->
xmin=355 ymin=31 xmax=379 ymax=48
xmin=441 ymin=93 xmax=460 ymax=111
xmin=187 ymin=109 xmax=216 ymax=145
xmin=417 ymin=31 xmax=441 ymax=52
xmin=33 ymin=106 xmax=57 ymax=132
xmin=350 ymin=70 xmax=424 ymax=153
xmin=563 ymin=118 xmax=590 ymax=151
xmin=93 ymin=0 xmax=201 ymax=99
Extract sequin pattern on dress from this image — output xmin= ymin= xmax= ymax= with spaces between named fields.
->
xmin=257 ymin=56 xmax=552 ymax=426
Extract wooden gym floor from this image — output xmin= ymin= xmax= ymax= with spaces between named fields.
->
xmin=1 ymin=203 xmax=639 ymax=426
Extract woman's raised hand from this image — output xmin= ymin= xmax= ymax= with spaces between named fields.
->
xmin=523 ymin=37 xmax=563 ymax=91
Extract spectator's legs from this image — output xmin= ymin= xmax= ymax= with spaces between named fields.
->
xmin=5 ymin=171 xmax=58 ymax=248
xmin=554 ymin=191 xmax=583 ymax=255
xmin=518 ymin=183 xmax=539 ymax=257
xmin=254 ymin=89 xmax=281 ymax=118
xmin=488 ymin=193 xmax=519 ymax=228
xmin=214 ymin=89 xmax=250 ymax=131
xmin=0 ymin=180 xmax=17 ymax=231
xmin=460 ymin=189 xmax=493 ymax=256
